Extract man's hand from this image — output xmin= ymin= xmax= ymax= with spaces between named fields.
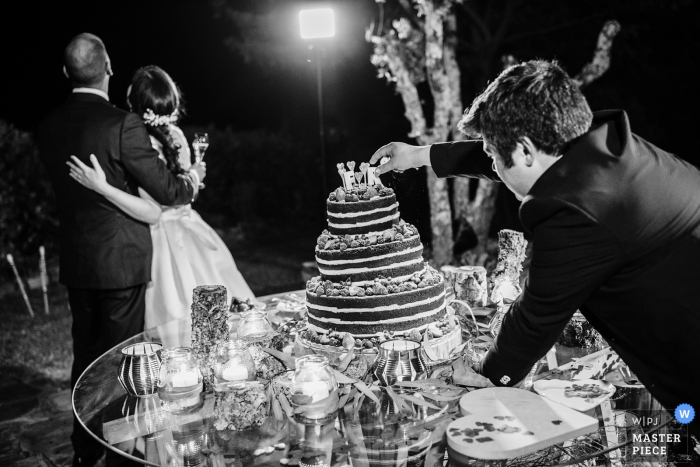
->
xmin=190 ymin=161 xmax=207 ymax=182
xmin=369 ymin=142 xmax=431 ymax=175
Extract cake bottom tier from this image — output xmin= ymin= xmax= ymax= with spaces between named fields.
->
xmin=306 ymin=281 xmax=446 ymax=337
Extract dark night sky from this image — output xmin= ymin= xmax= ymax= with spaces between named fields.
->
xmin=1 ymin=0 xmax=698 ymax=164
xmin=0 ymin=0 xmax=410 ymax=153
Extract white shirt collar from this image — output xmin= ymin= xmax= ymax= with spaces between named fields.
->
xmin=73 ymin=87 xmax=109 ymax=102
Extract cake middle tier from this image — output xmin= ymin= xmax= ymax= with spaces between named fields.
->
xmin=306 ymin=280 xmax=447 ymax=336
xmin=316 ymin=235 xmax=424 ymax=284
xmin=326 ymin=194 xmax=399 ymax=236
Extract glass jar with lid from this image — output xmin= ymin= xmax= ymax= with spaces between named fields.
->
xmin=238 ymin=310 xmax=272 ymax=341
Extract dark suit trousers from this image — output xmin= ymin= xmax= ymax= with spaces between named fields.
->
xmin=69 ymin=284 xmax=146 ymax=467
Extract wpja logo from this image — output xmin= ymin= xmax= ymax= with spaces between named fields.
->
xmin=626 ymin=405 xmax=694 ymax=459
xmin=674 ymin=404 xmax=695 ymax=424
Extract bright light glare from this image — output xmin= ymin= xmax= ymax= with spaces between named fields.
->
xmin=299 ymin=9 xmax=335 ymax=39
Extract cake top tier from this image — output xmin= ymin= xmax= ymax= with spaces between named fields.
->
xmin=326 ymin=185 xmax=398 ymax=236
xmin=327 ymin=184 xmax=394 ymax=203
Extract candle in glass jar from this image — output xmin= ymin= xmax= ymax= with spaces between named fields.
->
xmin=303 ymin=381 xmax=330 ymax=402
xmin=172 ymin=371 xmax=198 ymax=388
xmin=222 ymin=365 xmax=248 ymax=381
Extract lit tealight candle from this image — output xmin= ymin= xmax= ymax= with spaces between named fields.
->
xmin=222 ymin=365 xmax=249 ymax=381
xmin=172 ymin=371 xmax=198 ymax=388
xmin=303 ymin=381 xmax=330 ymax=403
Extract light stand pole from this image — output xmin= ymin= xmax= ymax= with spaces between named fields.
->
xmin=300 ymin=8 xmax=334 ymax=202
xmin=315 ymin=45 xmax=327 ymax=199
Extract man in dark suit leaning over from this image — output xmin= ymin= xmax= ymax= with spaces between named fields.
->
xmin=38 ymin=33 xmax=206 ymax=466
xmin=371 ymin=60 xmax=700 ymax=437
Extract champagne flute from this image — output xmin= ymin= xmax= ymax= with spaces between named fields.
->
xmin=192 ymin=132 xmax=209 ymax=163
xmin=192 ymin=132 xmax=209 ymax=188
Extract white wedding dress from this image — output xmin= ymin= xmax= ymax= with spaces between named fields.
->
xmin=144 ymin=125 xmax=255 ymax=348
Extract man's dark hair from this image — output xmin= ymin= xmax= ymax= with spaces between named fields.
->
xmin=458 ymin=60 xmax=592 ymax=167
xmin=64 ymin=33 xmax=107 ymax=87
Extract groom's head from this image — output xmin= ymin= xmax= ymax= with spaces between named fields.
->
xmin=64 ymin=33 xmax=112 ymax=88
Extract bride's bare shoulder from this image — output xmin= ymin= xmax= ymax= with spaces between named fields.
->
xmin=169 ymin=125 xmax=188 ymax=145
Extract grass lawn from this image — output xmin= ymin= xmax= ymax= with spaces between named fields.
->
xmin=0 ymin=286 xmax=73 ymax=385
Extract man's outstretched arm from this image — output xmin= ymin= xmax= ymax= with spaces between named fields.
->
xmin=370 ymin=140 xmax=499 ymax=181
xmin=480 ymin=202 xmax=624 ymax=385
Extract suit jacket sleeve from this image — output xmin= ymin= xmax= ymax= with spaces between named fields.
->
xmin=479 ymin=201 xmax=625 ymax=386
xmin=119 ymin=113 xmax=194 ymax=206
xmin=430 ymin=141 xmax=501 ymax=181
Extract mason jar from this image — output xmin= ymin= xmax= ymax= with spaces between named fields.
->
xmin=290 ymin=355 xmax=338 ymax=421
xmin=213 ymin=339 xmax=256 ymax=391
xmin=157 ymin=347 xmax=203 ymax=413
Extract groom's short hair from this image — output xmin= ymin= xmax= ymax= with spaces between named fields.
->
xmin=64 ymin=33 xmax=107 ymax=87
xmin=458 ymin=60 xmax=592 ymax=168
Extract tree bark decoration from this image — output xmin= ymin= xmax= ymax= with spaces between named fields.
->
xmin=191 ymin=285 xmax=230 ymax=391
xmin=368 ymin=1 xmax=620 ymax=266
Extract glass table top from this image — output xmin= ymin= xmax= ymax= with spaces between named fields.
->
xmin=73 ymin=290 xmax=669 ymax=467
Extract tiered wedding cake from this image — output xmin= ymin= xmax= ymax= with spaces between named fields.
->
xmin=304 ymin=162 xmax=450 ymax=341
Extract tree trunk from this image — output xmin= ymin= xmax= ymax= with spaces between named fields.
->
xmin=444 ymin=11 xmax=499 ymax=258
xmin=417 ymin=1 xmax=454 ymax=267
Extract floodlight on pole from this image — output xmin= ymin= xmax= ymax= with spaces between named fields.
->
xmin=300 ymin=8 xmax=334 ymax=202
xmin=299 ymin=8 xmax=335 ymax=39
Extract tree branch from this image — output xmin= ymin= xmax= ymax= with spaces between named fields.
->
xmin=573 ymin=21 xmax=621 ymax=87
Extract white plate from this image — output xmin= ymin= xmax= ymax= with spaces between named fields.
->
xmin=533 ymin=379 xmax=615 ymax=412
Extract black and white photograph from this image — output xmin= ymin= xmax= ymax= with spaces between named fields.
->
xmin=0 ymin=1 xmax=698 ymax=466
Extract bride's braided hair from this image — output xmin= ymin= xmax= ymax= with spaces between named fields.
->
xmin=128 ymin=66 xmax=186 ymax=176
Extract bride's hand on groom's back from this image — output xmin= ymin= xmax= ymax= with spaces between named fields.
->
xmin=67 ymin=154 xmax=110 ymax=195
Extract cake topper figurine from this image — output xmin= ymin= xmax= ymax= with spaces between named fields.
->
xmin=342 ymin=161 xmax=356 ymax=190
xmin=337 ymin=163 xmax=350 ymax=190
xmin=354 ymin=172 xmax=363 ymax=185
xmin=359 ymin=162 xmax=370 ymax=185
xmin=367 ymin=166 xmax=381 ymax=186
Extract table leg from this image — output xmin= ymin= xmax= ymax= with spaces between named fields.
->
xmin=598 ymin=399 xmax=622 ymax=467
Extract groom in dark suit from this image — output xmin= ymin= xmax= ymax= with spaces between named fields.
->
xmin=372 ymin=60 xmax=700 ymax=438
xmin=38 ymin=33 xmax=206 ymax=466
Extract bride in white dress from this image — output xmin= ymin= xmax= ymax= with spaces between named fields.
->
xmin=68 ymin=65 xmax=255 ymax=348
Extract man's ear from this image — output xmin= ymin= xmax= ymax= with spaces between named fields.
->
xmin=63 ymin=65 xmax=69 ymax=79
xmin=105 ymin=57 xmax=113 ymax=76
xmin=520 ymin=136 xmax=540 ymax=166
